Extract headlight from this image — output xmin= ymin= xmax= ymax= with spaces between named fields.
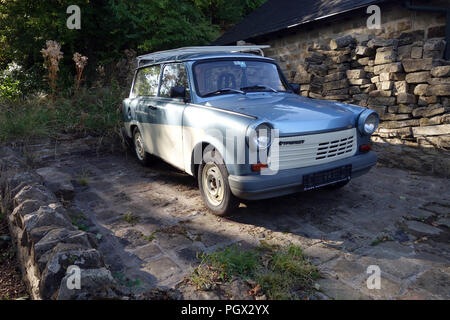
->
xmin=358 ymin=110 xmax=379 ymax=135
xmin=248 ymin=123 xmax=273 ymax=150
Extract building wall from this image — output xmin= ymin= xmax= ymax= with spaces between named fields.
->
xmin=259 ymin=1 xmax=450 ymax=177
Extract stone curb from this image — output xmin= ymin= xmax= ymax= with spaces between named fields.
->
xmin=0 ymin=147 xmax=119 ymax=300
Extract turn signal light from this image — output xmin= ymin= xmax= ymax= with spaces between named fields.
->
xmin=359 ymin=144 xmax=372 ymax=152
xmin=251 ymin=163 xmax=268 ymax=171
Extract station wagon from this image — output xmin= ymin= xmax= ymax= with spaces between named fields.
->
xmin=122 ymin=46 xmax=378 ymax=215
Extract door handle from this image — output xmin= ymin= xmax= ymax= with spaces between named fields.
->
xmin=147 ymin=105 xmax=157 ymax=110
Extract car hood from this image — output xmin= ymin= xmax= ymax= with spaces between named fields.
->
xmin=202 ymin=93 xmax=363 ymax=135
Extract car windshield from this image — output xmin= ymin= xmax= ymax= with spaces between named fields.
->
xmin=193 ymin=60 xmax=288 ymax=97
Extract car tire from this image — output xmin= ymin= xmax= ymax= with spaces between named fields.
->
xmin=324 ymin=180 xmax=350 ymax=190
xmin=198 ymin=148 xmax=238 ymax=216
xmin=133 ymin=127 xmax=152 ymax=166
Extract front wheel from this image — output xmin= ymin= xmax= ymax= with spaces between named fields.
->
xmin=198 ymin=149 xmax=238 ymax=216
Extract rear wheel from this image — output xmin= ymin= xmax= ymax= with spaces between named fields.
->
xmin=133 ymin=127 xmax=152 ymax=166
xmin=198 ymin=149 xmax=238 ymax=216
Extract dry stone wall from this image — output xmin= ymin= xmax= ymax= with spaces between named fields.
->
xmin=270 ymin=34 xmax=450 ymax=177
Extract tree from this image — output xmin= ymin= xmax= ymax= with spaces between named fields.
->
xmin=0 ymin=0 xmax=267 ymax=90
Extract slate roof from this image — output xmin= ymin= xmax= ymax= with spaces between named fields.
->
xmin=213 ymin=0 xmax=385 ymax=45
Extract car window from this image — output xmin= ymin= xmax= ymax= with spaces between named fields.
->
xmin=132 ymin=65 xmax=161 ymax=97
xmin=159 ymin=63 xmax=190 ymax=99
xmin=193 ymin=60 xmax=287 ymax=97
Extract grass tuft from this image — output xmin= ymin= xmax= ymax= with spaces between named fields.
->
xmin=123 ymin=212 xmax=139 ymax=225
xmin=190 ymin=243 xmax=320 ymax=300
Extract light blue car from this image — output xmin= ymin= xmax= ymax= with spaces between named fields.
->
xmin=122 ymin=46 xmax=378 ymax=216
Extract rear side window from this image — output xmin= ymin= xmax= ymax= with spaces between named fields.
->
xmin=159 ymin=63 xmax=190 ymax=98
xmin=132 ymin=65 xmax=161 ymax=97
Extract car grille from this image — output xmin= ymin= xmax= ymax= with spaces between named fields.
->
xmin=268 ymin=128 xmax=357 ymax=170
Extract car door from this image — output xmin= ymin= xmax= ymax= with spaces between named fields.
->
xmin=149 ymin=63 xmax=190 ymax=170
xmin=132 ymin=64 xmax=162 ymax=154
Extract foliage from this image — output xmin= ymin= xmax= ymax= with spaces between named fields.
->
xmin=0 ymin=72 xmax=21 ymax=100
xmin=0 ymin=0 xmax=267 ymax=93
xmin=0 ymin=84 xmax=125 ymax=142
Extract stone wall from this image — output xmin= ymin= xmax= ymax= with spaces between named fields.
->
xmin=261 ymin=2 xmax=450 ymax=177
xmin=0 ymin=147 xmax=119 ymax=299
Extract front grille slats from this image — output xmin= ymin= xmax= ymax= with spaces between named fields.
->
xmin=269 ymin=128 xmax=357 ymax=170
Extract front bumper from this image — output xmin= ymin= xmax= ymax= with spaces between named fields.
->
xmin=228 ymin=151 xmax=377 ymax=200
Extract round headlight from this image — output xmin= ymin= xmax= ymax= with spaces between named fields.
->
xmin=248 ymin=123 xmax=272 ymax=150
xmin=358 ymin=110 xmax=379 ymax=135
xmin=364 ymin=113 xmax=378 ymax=134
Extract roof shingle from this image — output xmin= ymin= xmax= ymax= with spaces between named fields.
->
xmin=213 ymin=0 xmax=384 ymax=45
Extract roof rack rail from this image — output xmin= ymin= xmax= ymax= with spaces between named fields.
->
xmin=136 ymin=45 xmax=270 ymax=66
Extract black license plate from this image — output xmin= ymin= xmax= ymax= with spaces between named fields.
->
xmin=303 ymin=165 xmax=352 ymax=191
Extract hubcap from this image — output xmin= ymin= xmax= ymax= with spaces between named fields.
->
xmin=202 ymin=163 xmax=224 ymax=206
xmin=134 ymin=132 xmax=145 ymax=161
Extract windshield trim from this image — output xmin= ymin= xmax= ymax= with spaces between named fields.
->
xmin=192 ymin=58 xmax=292 ymax=99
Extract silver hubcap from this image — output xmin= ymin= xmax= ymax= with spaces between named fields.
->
xmin=202 ymin=163 xmax=224 ymax=207
xmin=134 ymin=132 xmax=145 ymax=161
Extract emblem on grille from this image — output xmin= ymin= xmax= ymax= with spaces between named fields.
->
xmin=279 ymin=140 xmax=305 ymax=146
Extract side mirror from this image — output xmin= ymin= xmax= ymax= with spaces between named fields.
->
xmin=289 ymin=83 xmax=300 ymax=94
xmin=170 ymin=86 xmax=187 ymax=100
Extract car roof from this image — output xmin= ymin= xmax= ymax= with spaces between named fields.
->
xmin=136 ymin=46 xmax=274 ymax=67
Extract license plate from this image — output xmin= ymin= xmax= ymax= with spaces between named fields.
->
xmin=303 ymin=165 xmax=352 ymax=191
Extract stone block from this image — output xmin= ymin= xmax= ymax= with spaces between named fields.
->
xmin=322 ymin=79 xmax=349 ymax=91
xmin=413 ymin=84 xmax=429 ymax=96
xmin=405 ymin=71 xmax=431 ymax=84
xmin=418 ymin=95 xmax=438 ymax=106
xmin=368 ymin=96 xmax=396 ymax=106
xmin=349 ymin=86 xmax=361 ymax=94
xmin=380 ymin=81 xmax=394 ymax=91
xmin=367 ymin=39 xmax=399 ymax=49
xmin=426 ymin=84 xmax=450 ymax=96
xmin=348 ymin=78 xmax=369 ymax=85
xmin=394 ymin=81 xmax=408 ymax=94
xmin=375 ymin=46 xmax=398 ymax=65
xmin=427 ymin=77 xmax=450 ymax=85
xmin=355 ymin=45 xmax=373 ymax=56
xmin=369 ymin=90 xmax=392 ymax=97
xmin=36 ymin=167 xmax=75 ymax=200
xmin=402 ymin=58 xmax=437 ymax=72
xmin=413 ymin=124 xmax=450 ymax=136
xmin=396 ymin=93 xmax=416 ymax=104
xmin=398 ymin=45 xmax=412 ymax=59
xmin=379 ymin=119 xmax=420 ymax=129
xmin=374 ymin=62 xmax=403 ymax=75
xmin=330 ymin=35 xmax=355 ymax=50
xmin=431 ymin=66 xmax=450 ymax=78
xmin=411 ymin=46 xmax=423 ymax=59
xmin=346 ymin=69 xmax=366 ymax=79
xmin=324 ymin=72 xmax=346 ymax=82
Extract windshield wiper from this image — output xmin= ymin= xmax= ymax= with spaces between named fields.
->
xmin=203 ymin=88 xmax=245 ymax=97
xmin=241 ymin=85 xmax=278 ymax=93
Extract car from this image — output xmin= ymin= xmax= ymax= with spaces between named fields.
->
xmin=121 ymin=46 xmax=378 ymax=216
